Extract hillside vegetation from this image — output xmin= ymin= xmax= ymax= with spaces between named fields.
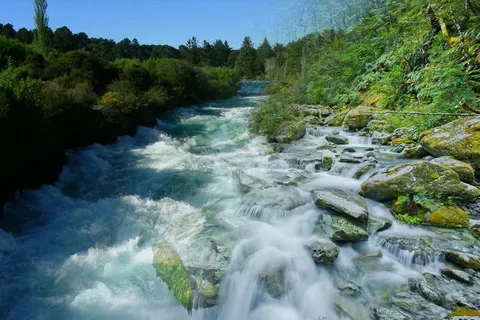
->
xmin=252 ymin=0 xmax=480 ymax=135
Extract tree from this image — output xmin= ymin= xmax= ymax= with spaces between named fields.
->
xmin=235 ymin=36 xmax=257 ymax=78
xmin=256 ymin=37 xmax=274 ymax=75
xmin=1 ymin=23 xmax=16 ymax=38
xmin=34 ymin=0 xmax=49 ymax=51
xmin=52 ymin=26 xmax=74 ymax=52
xmin=16 ymin=28 xmax=34 ymax=44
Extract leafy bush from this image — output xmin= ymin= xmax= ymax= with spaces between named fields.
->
xmin=249 ymin=98 xmax=299 ymax=137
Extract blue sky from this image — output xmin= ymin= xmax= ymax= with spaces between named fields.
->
xmin=0 ymin=0 xmax=297 ymax=48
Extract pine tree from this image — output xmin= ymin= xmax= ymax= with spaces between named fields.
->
xmin=34 ymin=0 xmax=49 ymax=52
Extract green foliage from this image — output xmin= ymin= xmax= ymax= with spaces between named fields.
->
xmin=34 ymin=0 xmax=49 ymax=52
xmin=249 ymin=98 xmax=299 ymax=137
xmin=396 ymin=213 xmax=422 ymax=225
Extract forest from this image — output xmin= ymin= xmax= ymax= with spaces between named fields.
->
xmin=0 ymin=1 xmax=275 ymax=211
xmin=252 ymin=0 xmax=480 ymax=137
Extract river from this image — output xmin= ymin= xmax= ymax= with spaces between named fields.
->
xmin=0 ymin=81 xmax=478 ymax=320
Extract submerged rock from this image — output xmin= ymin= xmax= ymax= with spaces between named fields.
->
xmin=420 ymin=116 xmax=480 ymax=172
xmin=312 ymin=189 xmax=368 ymax=222
xmin=334 ymin=296 xmax=370 ymax=320
xmin=259 ymin=267 xmax=285 ymax=299
xmin=241 ymin=185 xmax=312 ymax=212
xmin=361 ymin=161 xmax=480 ymax=202
xmin=152 ymin=243 xmax=194 ymax=313
xmin=306 ymin=238 xmax=340 ymax=265
xmin=232 ymin=169 xmax=268 ymax=193
xmin=430 ymin=156 xmax=476 ymax=183
xmin=343 ymin=105 xmax=379 ymax=131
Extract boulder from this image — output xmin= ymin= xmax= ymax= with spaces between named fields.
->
xmin=430 ymin=156 xmax=476 ymax=183
xmin=367 ymin=216 xmax=393 ymax=232
xmin=398 ymin=145 xmax=429 ymax=159
xmin=232 ymin=169 xmax=268 ymax=193
xmin=443 ymin=251 xmax=480 ymax=271
xmin=352 ymin=163 xmax=376 ymax=180
xmin=312 ymin=189 xmax=368 ymax=222
xmin=269 ymin=121 xmax=306 ymax=143
xmin=371 ymin=131 xmax=392 ymax=145
xmin=441 ymin=268 xmax=472 ymax=284
xmin=315 ymin=214 xmax=368 ymax=242
xmin=420 ymin=116 xmax=480 ymax=171
xmin=325 ymin=109 xmax=348 ymax=126
xmin=325 ymin=135 xmax=349 ymax=145
xmin=152 ymin=243 xmax=195 ymax=313
xmin=425 ymin=206 xmax=470 ymax=228
xmin=306 ymin=238 xmax=340 ymax=265
xmin=343 ymin=105 xmax=379 ymax=131
xmin=241 ymin=185 xmax=312 ymax=212
xmin=361 ymin=161 xmax=480 ymax=202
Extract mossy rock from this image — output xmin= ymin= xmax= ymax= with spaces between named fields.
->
xmin=398 ymin=145 xmax=429 ymax=159
xmin=361 ymin=161 xmax=480 ymax=202
xmin=325 ymin=109 xmax=348 ymax=126
xmin=426 ymin=206 xmax=470 ymax=228
xmin=343 ymin=105 xmax=380 ymax=131
xmin=444 ymin=251 xmax=480 ymax=271
xmin=430 ymin=156 xmax=476 ymax=183
xmin=420 ymin=116 xmax=480 ymax=172
xmin=445 ymin=308 xmax=480 ymax=318
xmin=269 ymin=120 xmax=306 ymax=143
xmin=152 ymin=243 xmax=194 ymax=313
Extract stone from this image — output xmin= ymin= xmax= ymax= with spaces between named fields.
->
xmin=306 ymin=238 xmax=340 ymax=265
xmin=430 ymin=156 xmax=476 ymax=183
xmin=152 ymin=243 xmax=194 ymax=313
xmin=374 ymin=308 xmax=408 ymax=320
xmin=315 ymin=214 xmax=368 ymax=242
xmin=420 ymin=116 xmax=480 ymax=171
xmin=339 ymin=282 xmax=360 ymax=296
xmin=334 ymin=296 xmax=370 ymax=320
xmin=343 ymin=105 xmax=380 ymax=131
xmin=259 ymin=267 xmax=285 ymax=299
xmin=372 ymin=131 xmax=392 ymax=145
xmin=325 ymin=135 xmax=349 ymax=145
xmin=241 ymin=185 xmax=312 ymax=211
xmin=232 ymin=169 xmax=267 ymax=193
xmin=312 ymin=189 xmax=368 ymax=222
xmin=399 ymin=145 xmax=429 ymax=159
xmin=367 ymin=216 xmax=393 ymax=232
xmin=426 ymin=206 xmax=470 ymax=228
xmin=441 ymin=268 xmax=473 ymax=284
xmin=325 ymin=109 xmax=348 ymax=126
xmin=443 ymin=251 xmax=480 ymax=271
xmin=361 ymin=161 xmax=480 ymax=202
xmin=269 ymin=121 xmax=306 ymax=144
xmin=352 ymin=163 xmax=376 ymax=180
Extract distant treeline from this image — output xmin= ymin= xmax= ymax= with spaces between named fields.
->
xmin=0 ymin=23 xmax=276 ymax=78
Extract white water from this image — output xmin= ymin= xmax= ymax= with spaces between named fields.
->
xmin=0 ymin=82 xmax=445 ymax=320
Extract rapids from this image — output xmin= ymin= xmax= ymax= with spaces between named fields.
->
xmin=0 ymin=81 xmax=474 ymax=320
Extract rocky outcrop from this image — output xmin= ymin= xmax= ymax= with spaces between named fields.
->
xmin=325 ymin=109 xmax=348 ymax=126
xmin=312 ymin=189 xmax=368 ymax=222
xmin=420 ymin=116 xmax=480 ymax=172
xmin=361 ymin=161 xmax=480 ymax=202
xmin=306 ymin=238 xmax=340 ymax=265
xmin=430 ymin=156 xmax=476 ymax=183
xmin=343 ymin=106 xmax=379 ymax=131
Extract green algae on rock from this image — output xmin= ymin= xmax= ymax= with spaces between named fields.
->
xmin=420 ymin=116 xmax=480 ymax=172
xmin=361 ymin=161 xmax=480 ymax=202
xmin=427 ymin=206 xmax=470 ymax=228
xmin=430 ymin=156 xmax=476 ymax=183
xmin=343 ymin=105 xmax=379 ymax=131
xmin=152 ymin=243 xmax=194 ymax=313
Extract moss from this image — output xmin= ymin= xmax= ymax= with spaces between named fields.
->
xmin=322 ymin=156 xmax=334 ymax=171
xmin=152 ymin=243 xmax=194 ymax=313
xmin=446 ymin=308 xmax=480 ymax=318
xmin=430 ymin=172 xmax=440 ymax=179
xmin=396 ymin=213 xmax=422 ymax=225
xmin=429 ymin=207 xmax=469 ymax=228
xmin=444 ymin=251 xmax=480 ymax=271
xmin=392 ymin=137 xmax=415 ymax=145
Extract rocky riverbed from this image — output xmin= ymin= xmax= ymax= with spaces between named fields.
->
xmin=1 ymin=83 xmax=480 ymax=319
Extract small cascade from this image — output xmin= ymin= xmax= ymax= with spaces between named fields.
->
xmin=371 ymin=233 xmax=442 ymax=268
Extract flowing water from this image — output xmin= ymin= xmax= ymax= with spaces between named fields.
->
xmin=0 ymin=82 xmax=476 ymax=320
